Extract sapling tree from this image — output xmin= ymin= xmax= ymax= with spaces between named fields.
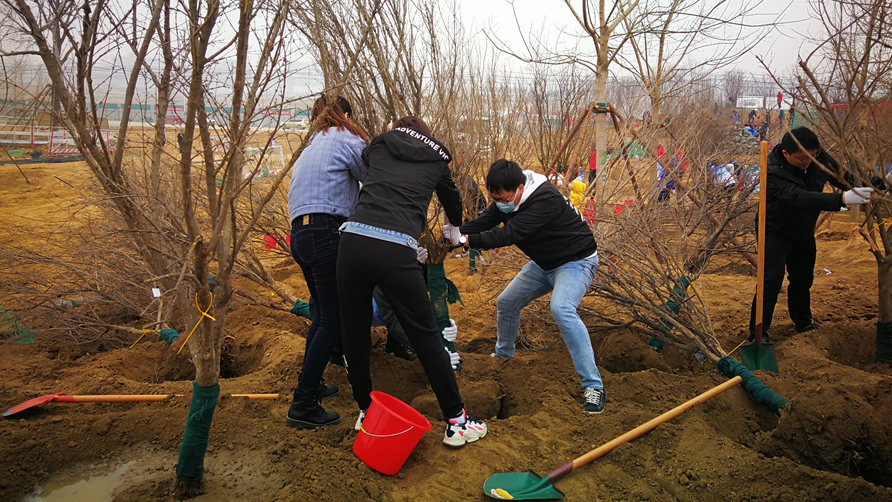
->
xmin=617 ymin=0 xmax=768 ymax=120
xmin=0 ymin=0 xmax=377 ymax=495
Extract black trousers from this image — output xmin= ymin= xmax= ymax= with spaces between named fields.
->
xmin=749 ymin=231 xmax=816 ymax=334
xmin=337 ymin=233 xmax=463 ymax=419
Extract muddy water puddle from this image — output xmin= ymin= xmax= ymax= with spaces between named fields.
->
xmin=25 ymin=461 xmax=135 ymax=501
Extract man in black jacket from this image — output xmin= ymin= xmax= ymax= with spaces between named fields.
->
xmin=748 ymin=127 xmax=872 ymax=341
xmin=446 ymin=159 xmax=605 ymax=414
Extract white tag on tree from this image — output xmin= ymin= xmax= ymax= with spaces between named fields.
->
xmin=152 ymin=287 xmax=162 ymax=298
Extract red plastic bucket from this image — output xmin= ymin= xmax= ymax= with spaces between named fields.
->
xmin=353 ymin=391 xmax=432 ymax=475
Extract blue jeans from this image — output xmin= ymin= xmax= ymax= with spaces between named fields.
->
xmin=494 ymin=254 xmax=603 ymax=390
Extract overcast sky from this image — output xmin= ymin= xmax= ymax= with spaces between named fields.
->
xmin=455 ymin=0 xmax=824 ymax=76
xmin=8 ymin=0 xmax=828 ymax=103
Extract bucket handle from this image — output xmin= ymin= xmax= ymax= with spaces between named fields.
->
xmin=359 ymin=424 xmax=414 ymax=438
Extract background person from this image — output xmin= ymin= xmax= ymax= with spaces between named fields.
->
xmin=748 ymin=127 xmax=872 ymax=342
xmin=285 ymin=95 xmax=367 ymax=429
xmin=337 ymin=116 xmax=487 ymax=448
xmin=446 ymin=159 xmax=606 ymax=414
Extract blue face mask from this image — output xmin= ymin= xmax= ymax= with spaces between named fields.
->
xmin=496 ymin=201 xmax=516 ymax=213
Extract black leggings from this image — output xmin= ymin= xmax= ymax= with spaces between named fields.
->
xmin=337 ymin=233 xmax=463 ymax=419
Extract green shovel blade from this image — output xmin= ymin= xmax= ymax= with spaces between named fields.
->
xmin=739 ymin=342 xmax=778 ymax=373
xmin=484 ymin=471 xmax=565 ymax=500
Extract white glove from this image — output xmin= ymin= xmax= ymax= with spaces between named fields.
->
xmin=416 ymin=246 xmax=429 ymax=264
xmin=445 ymin=346 xmax=460 ymax=365
xmin=443 ymin=223 xmax=462 ymax=246
xmin=843 ymin=187 xmax=873 ymax=205
xmin=441 ymin=319 xmax=457 ymax=342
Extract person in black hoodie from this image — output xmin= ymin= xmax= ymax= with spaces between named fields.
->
xmin=748 ymin=127 xmax=873 ymax=341
xmin=445 ymin=159 xmax=605 ymax=415
xmin=337 ymin=116 xmax=487 ymax=448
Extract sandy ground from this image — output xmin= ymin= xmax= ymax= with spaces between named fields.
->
xmin=1 ymin=159 xmax=891 ymax=501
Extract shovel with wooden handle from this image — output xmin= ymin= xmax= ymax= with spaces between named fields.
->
xmin=3 ymin=392 xmax=279 ymax=418
xmin=483 ymin=376 xmax=743 ymax=500
xmin=740 ymin=141 xmax=779 ymax=373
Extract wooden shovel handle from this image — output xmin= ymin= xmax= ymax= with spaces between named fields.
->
xmin=58 ymin=393 xmax=279 ymax=403
xmin=59 ymin=395 xmax=177 ymax=403
xmin=754 ymin=141 xmax=768 ymax=340
xmin=229 ymin=393 xmax=279 ymax=399
xmin=546 ymin=376 xmax=743 ymax=482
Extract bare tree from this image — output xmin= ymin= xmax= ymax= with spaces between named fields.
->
xmin=0 ymin=0 xmax=377 ymax=494
xmin=522 ymin=64 xmax=595 ymax=173
xmin=723 ymin=71 xmax=745 ymax=107
xmin=488 ymin=1 xmax=645 ymax=224
xmin=293 ymin=0 xmax=500 ymax=262
xmin=617 ymin=0 xmax=767 ymax=119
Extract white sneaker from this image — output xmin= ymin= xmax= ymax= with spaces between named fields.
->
xmin=354 ymin=409 xmax=366 ymax=431
xmin=442 ymin=409 xmax=487 ymax=448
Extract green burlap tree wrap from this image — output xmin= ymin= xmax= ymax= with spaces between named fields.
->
xmin=428 ymin=264 xmax=464 ymax=369
xmin=427 ymin=264 xmax=463 ymax=330
xmin=666 ymin=276 xmax=691 ymax=315
xmin=446 ymin=279 xmax=464 ymax=307
xmin=0 ymin=305 xmax=37 ymax=343
xmin=290 ymin=299 xmax=312 ymax=319
xmin=716 ymin=356 xmax=788 ymax=414
xmin=876 ymin=321 xmax=892 ymax=363
xmin=175 ymin=381 xmax=220 ymax=483
xmin=468 ymin=249 xmax=481 ymax=271
xmin=159 ymin=328 xmax=180 ymax=345
xmin=647 ymin=337 xmax=664 ymax=353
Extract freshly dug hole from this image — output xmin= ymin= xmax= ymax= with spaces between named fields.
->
xmin=757 ymin=391 xmax=892 ymax=486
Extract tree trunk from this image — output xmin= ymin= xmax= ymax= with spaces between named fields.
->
xmin=594 ymin=54 xmax=609 ymax=228
xmin=878 ymin=256 xmax=892 ymax=324
xmin=877 ymin=256 xmax=892 ymax=363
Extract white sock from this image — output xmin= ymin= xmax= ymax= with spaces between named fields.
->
xmin=449 ymin=409 xmax=467 ymax=425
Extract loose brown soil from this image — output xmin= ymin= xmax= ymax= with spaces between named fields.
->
xmin=1 ymin=160 xmax=891 ymax=501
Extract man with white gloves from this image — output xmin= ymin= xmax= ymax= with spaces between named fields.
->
xmin=445 ymin=159 xmax=605 ymax=414
xmin=748 ymin=126 xmax=874 ymax=341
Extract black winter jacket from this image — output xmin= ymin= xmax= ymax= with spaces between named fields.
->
xmin=764 ymin=144 xmax=848 ymax=239
xmin=350 ymin=127 xmax=463 ymax=238
xmin=460 ymin=170 xmax=597 ymax=270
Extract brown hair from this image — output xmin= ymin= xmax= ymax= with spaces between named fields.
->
xmin=310 ymin=95 xmax=366 ymax=140
xmin=392 ymin=115 xmax=432 ymax=137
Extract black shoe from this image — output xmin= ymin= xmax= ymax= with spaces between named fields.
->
xmin=385 ymin=340 xmax=417 ymax=361
xmin=286 ymin=393 xmax=340 ymax=429
xmin=583 ymin=388 xmax=606 ymax=414
xmin=747 ymin=332 xmax=772 ymax=344
xmin=795 ymin=321 xmax=820 ymax=333
xmin=317 ymin=379 xmax=339 ymax=399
